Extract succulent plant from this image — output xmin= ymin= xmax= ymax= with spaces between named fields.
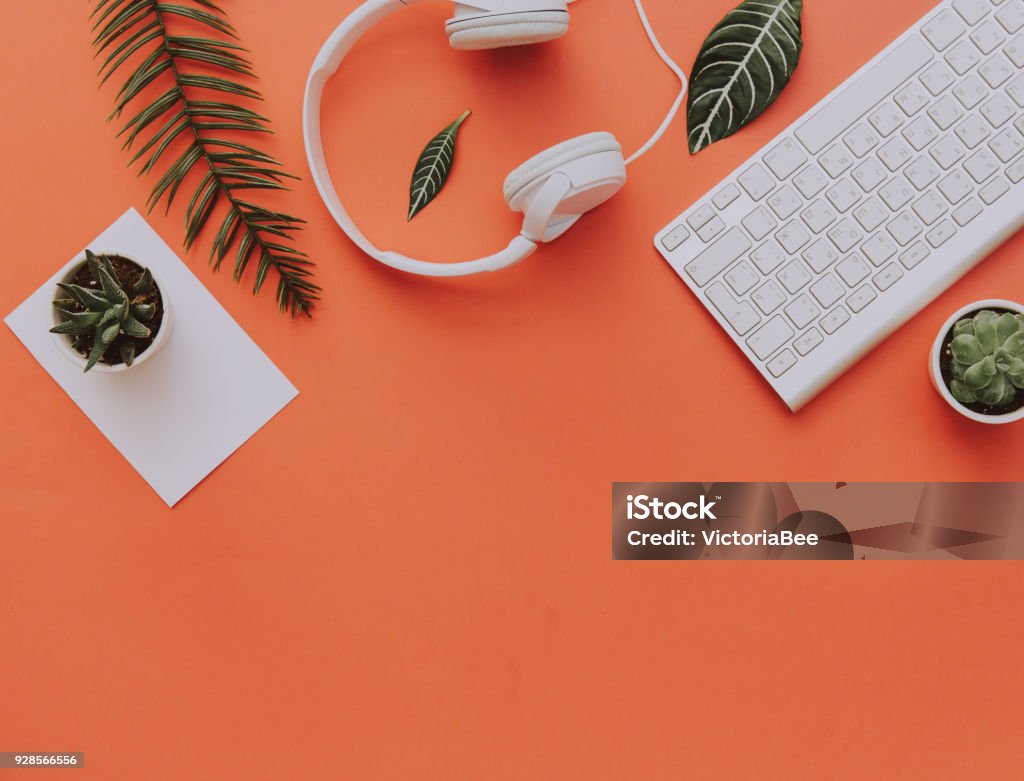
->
xmin=50 ymin=250 xmax=157 ymax=372
xmin=948 ymin=309 xmax=1024 ymax=409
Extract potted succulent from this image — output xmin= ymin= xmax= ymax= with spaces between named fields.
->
xmin=930 ymin=300 xmax=1024 ymax=424
xmin=50 ymin=249 xmax=171 ymax=373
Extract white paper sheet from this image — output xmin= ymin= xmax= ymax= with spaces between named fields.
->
xmin=5 ymin=208 xmax=299 ymax=506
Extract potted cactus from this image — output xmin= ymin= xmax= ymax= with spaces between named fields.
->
xmin=50 ymin=249 xmax=171 ymax=373
xmin=930 ymin=300 xmax=1024 ymax=424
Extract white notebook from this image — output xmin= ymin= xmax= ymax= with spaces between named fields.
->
xmin=5 ymin=208 xmax=299 ymax=506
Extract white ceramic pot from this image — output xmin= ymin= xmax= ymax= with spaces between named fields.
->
xmin=50 ymin=249 xmax=173 ymax=373
xmin=929 ymin=299 xmax=1024 ymax=425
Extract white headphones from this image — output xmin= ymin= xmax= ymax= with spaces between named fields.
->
xmin=303 ymin=0 xmax=687 ymax=277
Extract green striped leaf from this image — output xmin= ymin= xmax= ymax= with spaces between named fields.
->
xmin=408 ymin=110 xmax=471 ymax=221
xmin=687 ymin=0 xmax=803 ymax=154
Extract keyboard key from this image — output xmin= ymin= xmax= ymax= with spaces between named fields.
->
xmin=929 ymin=136 xmax=967 ymax=168
xmin=776 ymin=221 xmax=812 ymax=253
xmin=926 ymin=95 xmax=965 ymax=130
xmin=836 ymin=253 xmax=871 ymax=286
xmin=784 ymin=295 xmax=821 ymax=329
xmin=792 ymin=165 xmax=829 ymax=198
xmin=852 ymin=157 xmax=888 ymax=190
xmin=847 ymin=284 xmax=878 ymax=313
xmin=697 ymin=215 xmax=726 ymax=242
xmin=853 ymin=197 xmax=889 ymax=231
xmin=920 ymin=61 xmax=957 ymax=95
xmin=905 ymin=156 xmax=941 ymax=189
xmin=937 ymin=169 xmax=974 ymax=203
xmin=1008 ymin=156 xmax=1024 ymax=183
xmin=795 ymin=36 xmax=932 ymax=154
xmin=767 ymin=186 xmax=803 ymax=219
xmin=827 ymin=218 xmax=865 ymax=252
xmin=894 ymin=82 xmax=931 ymax=116
xmin=1007 ymin=73 xmax=1024 ymax=107
xmin=879 ymin=175 xmax=915 ymax=210
xmin=1006 ymin=33 xmax=1024 ymax=67
xmin=821 ymin=306 xmax=852 ymax=334
xmin=878 ymin=137 xmax=914 ymax=170
xmin=979 ymin=174 xmax=1010 ymax=202
xmin=952 ymin=197 xmax=983 ymax=226
xmin=802 ymin=238 xmax=839 ymax=272
xmin=763 ymin=138 xmax=808 ymax=179
xmin=684 ymin=227 xmax=753 ymax=286
xmin=956 ymin=79 xmax=989 ymax=117
xmin=819 ymin=144 xmax=855 ymax=177
xmin=996 ymin=3 xmax=1024 ymax=34
xmin=826 ymin=178 xmax=863 ymax=212
xmin=747 ymin=316 xmax=796 ymax=360
xmin=751 ymin=241 xmax=787 ymax=274
xmin=800 ymin=200 xmax=838 ymax=233
xmin=738 ymin=163 xmax=776 ymax=200
xmin=811 ymin=273 xmax=845 ymax=307
xmin=712 ymin=183 xmax=741 ymax=209
xmin=862 ymin=233 xmax=899 ymax=265
xmin=887 ymin=211 xmax=925 ymax=244
xmin=843 ymin=123 xmax=880 ymax=157
xmin=873 ymin=262 xmax=905 ymax=291
xmin=766 ymin=349 xmax=798 ymax=378
xmin=964 ymin=147 xmax=1001 ymax=181
xmin=900 ymin=241 xmax=931 ymax=268
xmin=741 ymin=206 xmax=778 ymax=240
xmin=912 ymin=191 xmax=949 ymax=224
xmin=793 ymin=328 xmax=824 ymax=356
xmin=902 ymin=116 xmax=939 ymax=150
xmin=706 ymin=283 xmax=762 ymax=335
xmin=686 ymin=204 xmax=716 ymax=230
xmin=980 ymin=92 xmax=1016 ymax=126
xmin=661 ymin=224 xmax=690 ymax=251
xmin=988 ymin=128 xmax=1024 ymax=162
xmin=945 ymin=40 xmax=982 ymax=74
xmin=979 ymin=52 xmax=1015 ymax=87
xmin=952 ymin=0 xmax=989 ymax=26
xmin=869 ymin=105 xmax=905 ymax=137
xmin=954 ymin=114 xmax=992 ymax=148
xmin=752 ymin=279 xmax=787 ymax=314
xmin=725 ymin=260 xmax=760 ymax=296
xmin=923 ymin=10 xmax=967 ymax=51
xmin=778 ymin=259 xmax=813 ymax=293
xmin=971 ymin=19 xmax=1007 ymax=53
xmin=926 ymin=219 xmax=957 ymax=247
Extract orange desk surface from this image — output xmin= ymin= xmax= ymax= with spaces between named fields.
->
xmin=1 ymin=1 xmax=1022 ymax=778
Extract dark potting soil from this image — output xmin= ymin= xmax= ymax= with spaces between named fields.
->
xmin=59 ymin=255 xmax=164 ymax=366
xmin=938 ymin=307 xmax=1024 ymax=417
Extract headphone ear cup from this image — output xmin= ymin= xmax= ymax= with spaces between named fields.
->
xmin=446 ymin=10 xmax=569 ymax=51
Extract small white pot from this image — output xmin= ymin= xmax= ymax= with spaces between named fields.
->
xmin=929 ymin=298 xmax=1024 ymax=425
xmin=50 ymin=249 xmax=173 ymax=373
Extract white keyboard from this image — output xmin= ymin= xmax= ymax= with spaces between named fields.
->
xmin=656 ymin=0 xmax=1024 ymax=411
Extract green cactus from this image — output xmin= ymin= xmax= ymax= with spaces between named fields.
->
xmin=948 ymin=309 xmax=1024 ymax=409
xmin=50 ymin=250 xmax=157 ymax=372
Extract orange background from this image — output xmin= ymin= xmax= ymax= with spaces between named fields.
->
xmin=2 ymin=0 xmax=1023 ymax=778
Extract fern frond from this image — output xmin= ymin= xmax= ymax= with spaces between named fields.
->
xmin=90 ymin=0 xmax=320 ymax=317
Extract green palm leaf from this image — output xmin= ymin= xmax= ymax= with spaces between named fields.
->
xmin=90 ymin=0 xmax=320 ymax=316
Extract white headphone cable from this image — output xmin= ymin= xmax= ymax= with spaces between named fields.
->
xmin=623 ymin=0 xmax=688 ymax=166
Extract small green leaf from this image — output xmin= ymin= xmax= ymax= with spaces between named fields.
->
xmin=131 ymin=267 xmax=154 ymax=296
xmin=408 ymin=110 xmax=471 ymax=221
xmin=101 ymin=322 xmax=120 ymax=345
xmin=952 ymin=318 xmax=975 ymax=338
xmin=132 ymin=303 xmax=156 ymax=320
xmin=950 ymin=379 xmax=977 ymax=404
xmin=1004 ymin=330 xmax=1024 ymax=357
xmin=995 ymin=312 xmax=1020 ymax=343
xmin=121 ymin=314 xmax=152 ymax=339
xmin=976 ymin=372 xmax=1015 ymax=407
xmin=973 ymin=310 xmax=999 ymax=354
xmin=84 ymin=337 xmax=108 ymax=372
xmin=687 ymin=0 xmax=803 ymax=154
xmin=51 ymin=308 xmax=103 ymax=331
xmin=951 ymin=334 xmax=985 ymax=365
xmin=120 ymin=340 xmax=137 ymax=367
xmin=964 ymin=355 xmax=997 ymax=389
xmin=57 ymin=283 xmax=110 ymax=311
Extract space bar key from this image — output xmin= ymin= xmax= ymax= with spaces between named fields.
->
xmin=795 ymin=35 xmax=932 ymax=154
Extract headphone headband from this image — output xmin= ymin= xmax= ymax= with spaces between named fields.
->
xmin=302 ymin=0 xmax=539 ymax=277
